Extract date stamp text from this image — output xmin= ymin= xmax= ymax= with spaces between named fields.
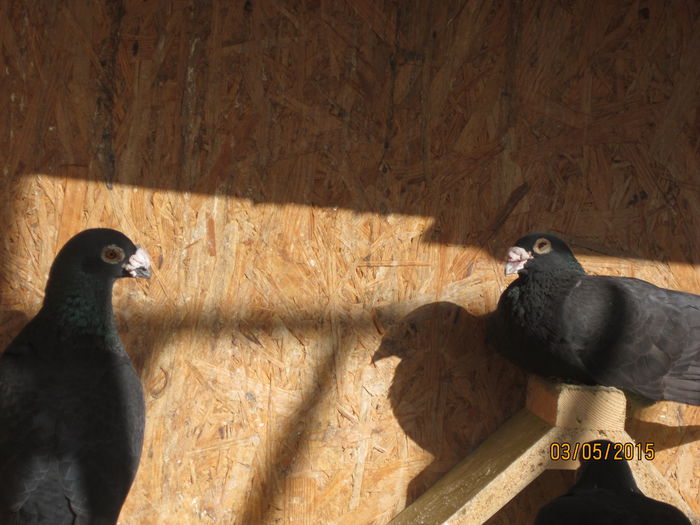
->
xmin=550 ymin=441 xmax=655 ymax=461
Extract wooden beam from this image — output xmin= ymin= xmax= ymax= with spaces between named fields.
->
xmin=387 ymin=377 xmax=700 ymax=525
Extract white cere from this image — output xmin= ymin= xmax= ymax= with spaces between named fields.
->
xmin=124 ymin=246 xmax=152 ymax=272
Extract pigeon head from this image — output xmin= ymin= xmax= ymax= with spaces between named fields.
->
xmin=49 ymin=228 xmax=152 ymax=283
xmin=41 ymin=229 xmax=151 ymax=333
xmin=504 ymin=233 xmax=584 ymax=276
xmin=575 ymin=440 xmax=640 ymax=493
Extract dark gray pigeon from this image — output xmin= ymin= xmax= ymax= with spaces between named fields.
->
xmin=534 ymin=440 xmax=691 ymax=524
xmin=487 ymin=233 xmax=700 ymax=404
xmin=0 ymin=228 xmax=151 ymax=524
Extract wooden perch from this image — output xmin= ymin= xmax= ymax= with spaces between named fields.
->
xmin=387 ymin=376 xmax=700 ymax=525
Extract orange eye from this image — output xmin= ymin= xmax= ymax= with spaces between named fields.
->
xmin=101 ymin=245 xmax=125 ymax=264
xmin=533 ymin=238 xmax=552 ymax=254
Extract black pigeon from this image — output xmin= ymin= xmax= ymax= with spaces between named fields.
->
xmin=487 ymin=233 xmax=700 ymax=404
xmin=0 ymin=229 xmax=152 ymax=524
xmin=534 ymin=440 xmax=691 ymax=524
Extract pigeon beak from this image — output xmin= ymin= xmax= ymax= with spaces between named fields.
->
xmin=123 ymin=246 xmax=152 ymax=279
xmin=504 ymin=246 xmax=532 ymax=275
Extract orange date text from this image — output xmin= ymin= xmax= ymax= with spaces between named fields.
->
xmin=549 ymin=441 xmax=655 ymax=461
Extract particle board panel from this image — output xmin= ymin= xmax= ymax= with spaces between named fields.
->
xmin=1 ymin=0 xmax=700 ymax=524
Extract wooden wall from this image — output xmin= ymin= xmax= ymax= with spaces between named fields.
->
xmin=1 ymin=0 xmax=700 ymax=523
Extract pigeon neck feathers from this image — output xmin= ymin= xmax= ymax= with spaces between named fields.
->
xmin=38 ymin=229 xmax=145 ymax=339
xmin=522 ymin=252 xmax=584 ymax=276
xmin=42 ymin=273 xmax=118 ymax=336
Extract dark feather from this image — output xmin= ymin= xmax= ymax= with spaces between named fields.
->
xmin=487 ymin=233 xmax=700 ymax=404
xmin=534 ymin=440 xmax=691 ymax=525
xmin=0 ymin=229 xmax=151 ymax=524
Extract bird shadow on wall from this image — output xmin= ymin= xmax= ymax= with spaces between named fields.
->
xmin=370 ymin=300 xmax=700 ymax=519
xmin=372 ymin=301 xmax=527 ymax=504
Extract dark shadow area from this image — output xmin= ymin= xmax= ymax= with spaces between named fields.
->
xmin=372 ymin=301 xmax=527 ymax=504
xmin=3 ymin=1 xmax=700 ymax=262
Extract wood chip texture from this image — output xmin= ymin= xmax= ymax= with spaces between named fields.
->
xmin=1 ymin=0 xmax=699 ymax=523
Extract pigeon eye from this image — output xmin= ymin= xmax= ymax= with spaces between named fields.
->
xmin=101 ymin=245 xmax=125 ymax=264
xmin=533 ymin=238 xmax=552 ymax=254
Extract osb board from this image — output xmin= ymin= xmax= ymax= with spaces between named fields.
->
xmin=0 ymin=0 xmax=699 ymax=524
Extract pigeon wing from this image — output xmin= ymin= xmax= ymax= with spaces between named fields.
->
xmin=560 ymin=276 xmax=700 ymax=403
xmin=0 ymin=330 xmax=60 ymax=521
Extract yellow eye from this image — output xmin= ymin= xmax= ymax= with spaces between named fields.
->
xmin=101 ymin=245 xmax=125 ymax=264
xmin=533 ymin=238 xmax=552 ymax=254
